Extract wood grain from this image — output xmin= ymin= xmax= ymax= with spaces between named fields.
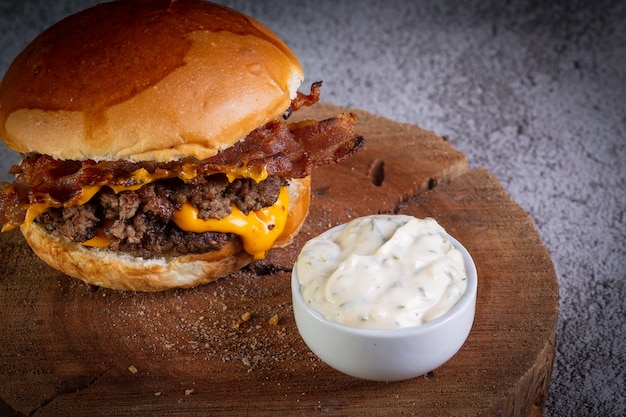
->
xmin=0 ymin=104 xmax=557 ymax=416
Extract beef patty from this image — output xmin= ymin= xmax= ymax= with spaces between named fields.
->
xmin=35 ymin=174 xmax=286 ymax=258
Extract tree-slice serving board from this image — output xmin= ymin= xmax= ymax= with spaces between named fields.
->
xmin=0 ymin=103 xmax=558 ymax=417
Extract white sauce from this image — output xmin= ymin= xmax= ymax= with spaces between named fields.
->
xmin=295 ymin=215 xmax=467 ymax=330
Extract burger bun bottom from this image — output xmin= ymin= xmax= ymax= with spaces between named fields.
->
xmin=21 ymin=177 xmax=310 ymax=291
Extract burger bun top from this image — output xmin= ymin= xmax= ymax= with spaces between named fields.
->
xmin=0 ymin=0 xmax=304 ymax=162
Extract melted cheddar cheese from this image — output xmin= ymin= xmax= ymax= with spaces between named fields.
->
xmin=82 ymin=229 xmax=111 ymax=247
xmin=172 ymin=186 xmax=289 ymax=259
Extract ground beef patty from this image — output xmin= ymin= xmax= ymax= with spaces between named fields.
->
xmin=36 ymin=174 xmax=286 ymax=259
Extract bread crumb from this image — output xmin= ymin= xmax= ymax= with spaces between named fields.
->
xmin=128 ymin=365 xmax=138 ymax=374
xmin=268 ymin=314 xmax=279 ymax=325
xmin=185 ymin=389 xmax=194 ymax=396
xmin=241 ymin=312 xmax=251 ymax=321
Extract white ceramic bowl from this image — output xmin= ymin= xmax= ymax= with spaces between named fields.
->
xmin=291 ymin=223 xmax=477 ymax=382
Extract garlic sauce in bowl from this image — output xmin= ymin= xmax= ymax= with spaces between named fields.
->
xmin=295 ymin=215 xmax=468 ymax=330
xmin=291 ymin=214 xmax=477 ymax=381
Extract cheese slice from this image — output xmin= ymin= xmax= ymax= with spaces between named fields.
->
xmin=172 ymin=186 xmax=289 ymax=259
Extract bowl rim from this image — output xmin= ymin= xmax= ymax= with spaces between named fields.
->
xmin=292 ymin=220 xmax=477 ymax=339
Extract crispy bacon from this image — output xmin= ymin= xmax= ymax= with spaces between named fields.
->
xmin=205 ymin=112 xmax=363 ymax=178
xmin=289 ymin=81 xmax=322 ymax=113
xmin=0 ymin=85 xmax=363 ymax=229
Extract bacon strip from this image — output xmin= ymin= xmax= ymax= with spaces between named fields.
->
xmin=289 ymin=81 xmax=322 ymax=113
xmin=205 ymin=112 xmax=363 ymax=178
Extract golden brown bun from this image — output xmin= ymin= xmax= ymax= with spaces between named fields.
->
xmin=0 ymin=0 xmax=303 ymax=162
xmin=20 ymin=178 xmax=310 ymax=291
xmin=21 ymin=222 xmax=253 ymax=291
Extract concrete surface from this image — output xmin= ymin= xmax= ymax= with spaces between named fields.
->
xmin=0 ymin=1 xmax=624 ymax=415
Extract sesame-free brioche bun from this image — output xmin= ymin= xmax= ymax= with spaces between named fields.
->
xmin=0 ymin=0 xmax=304 ymax=162
xmin=0 ymin=0 xmax=318 ymax=291
xmin=20 ymin=177 xmax=310 ymax=291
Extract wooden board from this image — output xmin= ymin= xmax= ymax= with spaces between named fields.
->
xmin=0 ymin=104 xmax=558 ymax=416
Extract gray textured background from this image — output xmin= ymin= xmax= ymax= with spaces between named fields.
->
xmin=1 ymin=1 xmax=624 ymax=416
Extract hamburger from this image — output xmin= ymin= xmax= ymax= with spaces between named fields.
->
xmin=0 ymin=0 xmax=363 ymax=291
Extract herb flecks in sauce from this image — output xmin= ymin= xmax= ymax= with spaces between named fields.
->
xmin=295 ymin=215 xmax=468 ymax=330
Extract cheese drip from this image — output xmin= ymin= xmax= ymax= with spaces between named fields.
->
xmin=172 ymin=186 xmax=289 ymax=259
